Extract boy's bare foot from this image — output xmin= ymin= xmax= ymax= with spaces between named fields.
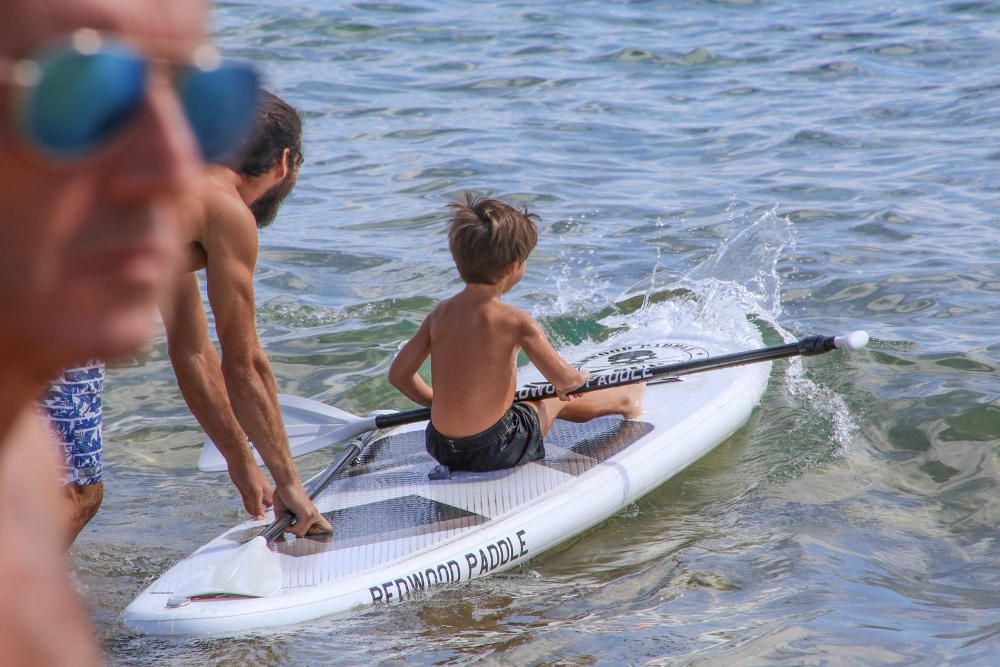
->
xmin=621 ymin=383 xmax=646 ymax=419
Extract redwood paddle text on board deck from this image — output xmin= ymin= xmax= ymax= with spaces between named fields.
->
xmin=368 ymin=530 xmax=528 ymax=604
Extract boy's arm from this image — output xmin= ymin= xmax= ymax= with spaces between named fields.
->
xmin=389 ymin=317 xmax=434 ymax=407
xmin=516 ymin=311 xmax=588 ymax=398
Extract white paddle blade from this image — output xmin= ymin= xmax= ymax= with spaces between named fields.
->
xmin=166 ymin=536 xmax=283 ymax=607
xmin=198 ymin=426 xmax=340 ymax=472
xmin=212 ymin=536 xmax=283 ymax=596
xmin=197 ymin=394 xmax=361 ymax=472
xmin=199 ymin=416 xmax=381 ymax=472
xmin=199 ymin=437 xmax=251 ymax=473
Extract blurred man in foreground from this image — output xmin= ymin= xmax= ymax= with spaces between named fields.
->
xmin=0 ymin=0 xmax=259 ymax=661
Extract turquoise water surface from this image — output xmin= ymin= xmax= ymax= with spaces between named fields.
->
xmin=77 ymin=1 xmax=999 ymax=664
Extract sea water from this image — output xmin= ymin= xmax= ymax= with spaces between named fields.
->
xmin=80 ymin=1 xmax=999 ymax=664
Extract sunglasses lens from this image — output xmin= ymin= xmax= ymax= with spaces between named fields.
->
xmin=21 ymin=46 xmax=146 ymax=158
xmin=180 ymin=64 xmax=261 ymax=163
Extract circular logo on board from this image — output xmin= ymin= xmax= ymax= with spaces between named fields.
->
xmin=512 ymin=341 xmax=713 ymax=401
xmin=576 ymin=342 xmax=709 ymax=375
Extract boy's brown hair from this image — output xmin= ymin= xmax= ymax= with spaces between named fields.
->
xmin=447 ymin=193 xmax=539 ymax=284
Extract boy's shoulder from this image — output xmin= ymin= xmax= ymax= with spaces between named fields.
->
xmin=491 ymin=300 xmax=539 ymax=338
xmin=497 ymin=299 xmax=532 ymax=320
xmin=477 ymin=296 xmax=532 ymax=323
xmin=430 ymin=294 xmax=533 ymax=329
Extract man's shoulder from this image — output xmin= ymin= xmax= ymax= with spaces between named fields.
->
xmin=203 ymin=182 xmax=254 ymax=228
xmin=199 ymin=174 xmax=258 ymax=261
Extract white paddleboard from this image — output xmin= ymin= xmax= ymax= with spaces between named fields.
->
xmin=124 ymin=332 xmax=770 ymax=636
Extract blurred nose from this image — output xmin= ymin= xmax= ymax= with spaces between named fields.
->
xmin=105 ymin=70 xmax=203 ymax=202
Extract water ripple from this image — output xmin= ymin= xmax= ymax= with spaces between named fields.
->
xmin=90 ymin=0 xmax=1000 ymax=663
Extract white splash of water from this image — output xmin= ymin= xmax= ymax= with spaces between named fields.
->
xmin=545 ymin=204 xmax=860 ymax=453
xmin=782 ymin=357 xmax=860 ymax=452
xmin=683 ymin=207 xmax=858 ymax=451
xmin=546 ymin=213 xmax=614 ymax=318
xmin=682 ymin=205 xmax=791 ymax=319
xmin=606 ymin=206 xmax=794 ymax=347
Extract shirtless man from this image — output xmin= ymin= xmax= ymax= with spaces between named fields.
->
xmin=163 ymin=92 xmax=331 ymax=535
xmin=389 ymin=195 xmax=644 ymax=473
xmin=0 ymin=0 xmax=244 ymax=660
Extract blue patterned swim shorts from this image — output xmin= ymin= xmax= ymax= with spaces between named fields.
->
xmin=42 ymin=362 xmax=105 ymax=486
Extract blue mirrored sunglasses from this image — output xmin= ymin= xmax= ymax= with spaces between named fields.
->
xmin=0 ymin=29 xmax=261 ymax=163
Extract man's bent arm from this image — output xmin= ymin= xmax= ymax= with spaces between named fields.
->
xmin=204 ymin=198 xmax=330 ymax=535
xmin=162 ymin=271 xmax=274 ymax=518
xmin=206 ymin=255 xmax=295 ymax=484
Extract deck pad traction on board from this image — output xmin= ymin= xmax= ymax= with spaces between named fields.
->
xmin=206 ymin=416 xmax=652 ymax=580
xmin=339 ymin=414 xmax=653 ymax=480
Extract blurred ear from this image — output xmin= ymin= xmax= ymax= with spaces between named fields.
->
xmin=273 ymin=148 xmax=291 ymax=181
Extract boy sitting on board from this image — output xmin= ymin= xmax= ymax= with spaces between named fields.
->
xmin=389 ymin=194 xmax=645 ymax=473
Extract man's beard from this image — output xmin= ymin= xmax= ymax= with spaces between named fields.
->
xmin=251 ymin=173 xmax=297 ymax=228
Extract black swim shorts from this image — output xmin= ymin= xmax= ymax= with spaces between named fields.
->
xmin=425 ymin=403 xmax=545 ymax=473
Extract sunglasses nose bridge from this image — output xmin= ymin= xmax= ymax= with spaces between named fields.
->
xmin=105 ymin=72 xmax=203 ymax=201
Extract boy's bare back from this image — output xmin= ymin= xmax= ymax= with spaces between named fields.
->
xmin=390 ymin=278 xmax=585 ymax=438
xmin=425 ymin=289 xmax=522 ymax=436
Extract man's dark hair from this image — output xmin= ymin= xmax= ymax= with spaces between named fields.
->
xmin=237 ymin=91 xmax=304 ymax=228
xmin=447 ymin=193 xmax=538 ymax=285
xmin=238 ymin=90 xmax=304 ymax=178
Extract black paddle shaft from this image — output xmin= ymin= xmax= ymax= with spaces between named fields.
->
xmin=372 ymin=334 xmax=841 ymax=430
xmin=259 ymin=433 xmax=370 ymax=543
